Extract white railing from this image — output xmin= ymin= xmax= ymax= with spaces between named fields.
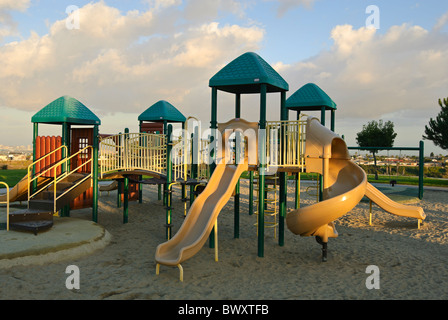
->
xmin=197 ymin=138 xmax=211 ymax=180
xmin=172 ymin=137 xmax=187 ymax=182
xmin=98 ymin=119 xmax=307 ymax=180
xmin=99 ymin=133 xmax=167 ymax=178
xmin=266 ymin=119 xmax=306 ymax=170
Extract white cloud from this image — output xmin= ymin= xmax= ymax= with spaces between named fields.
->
xmin=0 ymin=0 xmax=30 ymax=40
xmin=0 ymin=0 xmax=30 ymax=11
xmin=283 ymin=23 xmax=448 ymax=117
xmin=330 ymin=25 xmax=376 ymax=58
xmin=0 ymin=1 xmax=264 ymax=120
xmin=266 ymin=0 xmax=317 ymax=17
xmin=279 ymin=22 xmax=448 ymax=152
xmin=434 ymin=11 xmax=448 ymax=31
xmin=146 ymin=0 xmax=182 ymax=10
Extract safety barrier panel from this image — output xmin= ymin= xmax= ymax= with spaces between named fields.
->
xmin=99 ymin=133 xmax=167 ymax=178
xmin=98 ymin=118 xmax=308 ymax=180
xmin=266 ymin=119 xmax=306 ymax=170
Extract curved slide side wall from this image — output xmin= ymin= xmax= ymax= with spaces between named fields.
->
xmin=286 ymin=160 xmax=367 ymax=242
xmin=286 ymin=117 xmax=425 ymax=244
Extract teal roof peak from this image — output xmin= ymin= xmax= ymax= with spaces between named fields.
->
xmin=138 ymin=100 xmax=186 ymax=123
xmin=32 ymin=95 xmax=101 ymax=125
xmin=209 ymin=52 xmax=289 ymax=94
xmin=286 ymin=83 xmax=337 ymax=111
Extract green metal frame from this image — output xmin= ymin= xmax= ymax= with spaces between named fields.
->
xmin=31 ymin=96 xmax=101 ymax=222
xmin=348 ymin=143 xmax=425 ymax=200
xmin=209 ymin=52 xmax=289 ymax=258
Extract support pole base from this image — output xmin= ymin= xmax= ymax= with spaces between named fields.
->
xmin=156 ymin=263 xmax=183 ymax=282
xmin=315 ymin=236 xmax=328 ymax=262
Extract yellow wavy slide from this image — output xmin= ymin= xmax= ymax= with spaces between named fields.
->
xmin=365 ymin=182 xmax=425 ymax=220
xmin=155 ymin=162 xmax=248 ymax=272
xmin=155 ymin=118 xmax=257 ymax=280
xmin=286 ymin=117 xmax=425 ymax=244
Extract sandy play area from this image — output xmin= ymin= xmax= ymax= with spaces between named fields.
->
xmin=0 ymin=180 xmax=447 ymax=301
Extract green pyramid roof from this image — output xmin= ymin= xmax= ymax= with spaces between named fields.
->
xmin=138 ymin=100 xmax=186 ymax=123
xmin=32 ymin=96 xmax=101 ymax=125
xmin=286 ymin=83 xmax=337 ymax=111
xmin=209 ymin=52 xmax=289 ymax=94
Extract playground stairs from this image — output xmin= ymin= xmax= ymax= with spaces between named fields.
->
xmin=9 ymin=173 xmax=91 ymax=235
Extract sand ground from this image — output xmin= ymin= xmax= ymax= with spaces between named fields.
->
xmin=0 ymin=180 xmax=447 ymax=300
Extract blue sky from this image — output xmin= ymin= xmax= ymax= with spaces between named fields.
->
xmin=1 ymin=0 xmax=448 ymax=156
xmin=9 ymin=1 xmax=446 ymax=62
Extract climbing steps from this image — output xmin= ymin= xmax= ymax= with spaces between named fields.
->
xmin=7 ymin=146 xmax=93 ymax=235
xmin=9 ymin=173 xmax=92 ymax=235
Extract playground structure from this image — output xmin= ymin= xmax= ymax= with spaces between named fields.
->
xmin=0 ymin=52 xmax=426 ymax=281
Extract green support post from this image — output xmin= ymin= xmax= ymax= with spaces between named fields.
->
xmin=181 ymin=122 xmax=187 ymax=211
xmin=234 ymin=93 xmax=241 ymax=239
xmin=32 ymin=123 xmax=38 ymax=193
xmin=123 ymin=128 xmax=129 ymax=224
xmin=163 ymin=120 xmax=168 ymax=206
xmin=295 ymin=111 xmax=301 ymax=209
xmin=279 ymin=90 xmax=287 ymax=247
xmin=209 ymin=88 xmax=218 ymax=248
xmin=419 ymin=141 xmax=424 ymax=200
xmin=249 ymin=171 xmax=254 ymax=215
xmin=92 ymin=125 xmax=99 ymax=223
xmin=117 ymin=180 xmax=122 ymax=208
xmin=190 ymin=131 xmax=197 ymax=206
xmin=319 ymin=107 xmax=325 ymax=202
xmin=210 ymin=87 xmax=218 ymax=174
xmin=166 ymin=125 xmax=173 ymax=239
xmin=61 ymin=122 xmax=70 ymax=217
xmin=138 ymin=121 xmax=143 ymax=204
xmin=258 ymin=84 xmax=267 ymax=258
xmin=295 ymin=172 xmax=300 ymax=209
xmin=117 ymin=132 xmax=122 ymax=208
xmin=235 ymin=93 xmax=241 ymax=118
xmin=234 ymin=130 xmax=242 ymax=239
xmin=123 ymin=176 xmax=129 ymax=224
xmin=331 ymin=109 xmax=335 ymax=132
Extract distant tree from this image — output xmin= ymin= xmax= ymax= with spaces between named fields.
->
xmin=423 ymin=97 xmax=448 ymax=150
xmin=356 ymin=120 xmax=397 ymax=180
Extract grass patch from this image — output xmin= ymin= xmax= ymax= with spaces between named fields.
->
xmin=240 ymin=171 xmax=447 ymax=188
xmin=365 ymin=174 xmax=448 ymax=188
xmin=2 ymin=169 xmax=447 ymax=189
xmin=0 ymin=169 xmax=27 ymax=188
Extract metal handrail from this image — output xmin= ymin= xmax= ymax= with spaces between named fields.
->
xmin=0 ymin=182 xmax=9 ymax=231
xmin=53 ymin=147 xmax=93 ymax=212
xmin=28 ymin=146 xmax=93 ymax=212
xmin=28 ymin=145 xmax=68 ymax=205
